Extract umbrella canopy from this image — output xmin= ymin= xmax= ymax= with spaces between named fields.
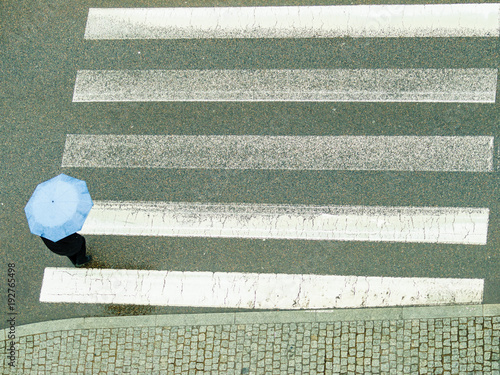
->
xmin=24 ymin=174 xmax=93 ymax=242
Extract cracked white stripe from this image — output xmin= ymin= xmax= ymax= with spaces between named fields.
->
xmin=72 ymin=69 xmax=498 ymax=103
xmin=39 ymin=268 xmax=484 ymax=308
xmin=61 ymin=135 xmax=495 ymax=172
xmin=79 ymin=201 xmax=489 ymax=245
xmin=83 ymin=5 xmax=500 ymax=39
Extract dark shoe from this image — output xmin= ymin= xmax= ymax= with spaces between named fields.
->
xmin=75 ymin=255 xmax=92 ymax=267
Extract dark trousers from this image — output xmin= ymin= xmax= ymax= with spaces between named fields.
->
xmin=41 ymin=233 xmax=88 ymax=265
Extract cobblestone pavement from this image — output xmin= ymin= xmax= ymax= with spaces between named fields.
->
xmin=1 ymin=305 xmax=499 ymax=374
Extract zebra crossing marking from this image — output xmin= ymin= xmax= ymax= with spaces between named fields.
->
xmin=64 ymin=5 xmax=495 ymax=311
xmin=78 ymin=201 xmax=489 ymax=245
xmin=72 ymin=69 xmax=498 ymax=103
xmin=83 ymin=4 xmax=500 ymax=40
xmin=62 ymin=134 xmax=495 ymax=172
xmin=39 ymin=268 xmax=484 ymax=308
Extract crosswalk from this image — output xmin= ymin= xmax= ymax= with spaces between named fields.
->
xmin=83 ymin=5 xmax=500 ymax=39
xmin=73 ymin=69 xmax=497 ymax=103
xmin=62 ymin=134 xmax=494 ymax=171
xmin=40 ymin=268 xmax=484 ymax=309
xmin=78 ymin=201 xmax=490 ymax=245
xmin=41 ymin=3 xmax=499 ymax=309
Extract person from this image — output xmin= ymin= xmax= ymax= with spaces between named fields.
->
xmin=40 ymin=233 xmax=92 ymax=267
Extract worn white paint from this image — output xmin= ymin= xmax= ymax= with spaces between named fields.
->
xmin=72 ymin=69 xmax=498 ymax=103
xmin=39 ymin=268 xmax=484 ymax=308
xmin=79 ymin=201 xmax=489 ymax=245
xmin=83 ymin=5 xmax=500 ymax=39
xmin=61 ymin=135 xmax=495 ymax=172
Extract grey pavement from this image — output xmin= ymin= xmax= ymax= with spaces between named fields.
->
xmin=2 ymin=304 xmax=499 ymax=374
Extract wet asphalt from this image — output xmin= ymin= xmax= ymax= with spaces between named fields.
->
xmin=0 ymin=0 xmax=498 ymax=328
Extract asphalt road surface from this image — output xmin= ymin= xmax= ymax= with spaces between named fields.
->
xmin=0 ymin=0 xmax=498 ymax=328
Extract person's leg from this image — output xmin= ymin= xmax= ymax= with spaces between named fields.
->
xmin=72 ymin=234 xmax=91 ymax=266
xmin=67 ymin=253 xmax=78 ymax=266
xmin=41 ymin=233 xmax=91 ymax=266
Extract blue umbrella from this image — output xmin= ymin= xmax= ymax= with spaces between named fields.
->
xmin=24 ymin=174 xmax=93 ymax=242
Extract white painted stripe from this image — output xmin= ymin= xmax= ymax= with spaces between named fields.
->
xmin=72 ymin=69 xmax=498 ymax=103
xmin=61 ymin=135 xmax=495 ymax=172
xmin=84 ymin=4 xmax=500 ymax=39
xmin=79 ymin=201 xmax=489 ymax=245
xmin=39 ymin=268 xmax=484 ymax=308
